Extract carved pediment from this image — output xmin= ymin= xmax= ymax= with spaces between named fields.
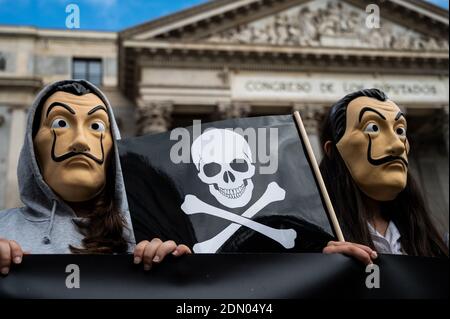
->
xmin=206 ymin=0 xmax=449 ymax=51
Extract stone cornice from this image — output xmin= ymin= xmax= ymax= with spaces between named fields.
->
xmin=0 ymin=25 xmax=117 ymax=41
xmin=0 ymin=77 xmax=43 ymax=90
xmin=120 ymin=0 xmax=261 ymax=39
xmin=123 ymin=40 xmax=449 ymax=60
xmin=390 ymin=0 xmax=448 ymax=23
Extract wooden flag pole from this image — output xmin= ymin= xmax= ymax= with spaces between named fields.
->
xmin=293 ymin=111 xmax=345 ymax=242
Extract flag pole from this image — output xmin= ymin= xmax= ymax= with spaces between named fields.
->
xmin=293 ymin=111 xmax=345 ymax=242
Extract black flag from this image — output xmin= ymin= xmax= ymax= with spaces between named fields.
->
xmin=119 ymin=114 xmax=338 ymax=253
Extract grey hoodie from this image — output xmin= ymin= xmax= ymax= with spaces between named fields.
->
xmin=0 ymin=80 xmax=136 ymax=253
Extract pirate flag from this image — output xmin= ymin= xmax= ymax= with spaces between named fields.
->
xmin=118 ymin=114 xmax=342 ymax=253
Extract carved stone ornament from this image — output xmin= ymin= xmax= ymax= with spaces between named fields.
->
xmin=207 ymin=0 xmax=448 ymax=51
xmin=216 ymin=102 xmax=251 ymax=119
xmin=137 ymin=99 xmax=173 ymax=134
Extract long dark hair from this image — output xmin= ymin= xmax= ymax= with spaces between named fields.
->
xmin=33 ymin=80 xmax=129 ymax=254
xmin=319 ymin=89 xmax=448 ymax=257
xmin=69 ymin=156 xmax=129 ymax=254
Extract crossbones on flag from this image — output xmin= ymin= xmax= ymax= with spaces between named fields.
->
xmin=119 ymin=114 xmax=340 ymax=253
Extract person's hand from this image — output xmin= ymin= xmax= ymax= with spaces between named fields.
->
xmin=133 ymin=238 xmax=192 ymax=271
xmin=323 ymin=241 xmax=378 ymax=265
xmin=0 ymin=238 xmax=24 ymax=275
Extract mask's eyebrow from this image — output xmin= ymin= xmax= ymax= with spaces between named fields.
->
xmin=46 ymin=102 xmax=76 ymax=118
xmin=87 ymin=105 xmax=108 ymax=116
xmin=358 ymin=107 xmax=387 ymax=123
xmin=395 ymin=111 xmax=405 ymax=121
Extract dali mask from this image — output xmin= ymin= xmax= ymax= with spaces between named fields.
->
xmin=34 ymin=91 xmax=113 ymax=202
xmin=336 ymin=96 xmax=410 ymax=201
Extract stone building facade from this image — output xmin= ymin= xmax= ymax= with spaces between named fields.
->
xmin=1 ymin=0 xmax=448 ymax=232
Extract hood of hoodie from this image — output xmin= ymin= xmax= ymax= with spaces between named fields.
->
xmin=17 ymin=79 xmax=135 ymax=248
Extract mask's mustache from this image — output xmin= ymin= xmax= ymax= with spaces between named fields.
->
xmin=51 ymin=130 xmax=104 ymax=165
xmin=367 ymin=136 xmax=408 ymax=167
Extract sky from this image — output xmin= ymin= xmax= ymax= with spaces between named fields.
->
xmin=0 ymin=0 xmax=448 ymax=32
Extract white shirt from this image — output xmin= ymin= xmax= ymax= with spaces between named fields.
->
xmin=368 ymin=221 xmax=404 ymax=255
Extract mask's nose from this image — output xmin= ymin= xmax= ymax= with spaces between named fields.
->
xmin=69 ymin=131 xmax=90 ymax=153
xmin=387 ymin=134 xmax=406 ymax=157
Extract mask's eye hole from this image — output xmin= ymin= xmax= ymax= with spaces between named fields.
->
xmin=51 ymin=118 xmax=70 ymax=129
xmin=396 ymin=127 xmax=406 ymax=137
xmin=364 ymin=123 xmax=379 ymax=134
xmin=90 ymin=121 xmax=105 ymax=132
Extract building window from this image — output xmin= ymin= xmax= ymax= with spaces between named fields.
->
xmin=72 ymin=58 xmax=102 ymax=86
xmin=0 ymin=53 xmax=6 ymax=71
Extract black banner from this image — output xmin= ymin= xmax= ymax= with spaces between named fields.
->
xmin=0 ymin=254 xmax=447 ymax=299
xmin=119 ymin=115 xmax=336 ymax=253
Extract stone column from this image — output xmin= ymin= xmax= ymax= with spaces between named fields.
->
xmin=137 ymin=100 xmax=173 ymax=135
xmin=216 ymin=101 xmax=251 ymax=120
xmin=443 ymin=105 xmax=449 ymax=154
xmin=293 ymin=104 xmax=325 ymax=161
xmin=5 ymin=107 xmax=26 ymax=208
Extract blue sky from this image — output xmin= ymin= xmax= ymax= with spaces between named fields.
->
xmin=0 ymin=0 xmax=448 ymax=31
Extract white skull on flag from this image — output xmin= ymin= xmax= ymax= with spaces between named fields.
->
xmin=191 ymin=129 xmax=255 ymax=208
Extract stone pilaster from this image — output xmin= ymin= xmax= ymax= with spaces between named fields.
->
xmin=443 ymin=105 xmax=449 ymax=154
xmin=137 ymin=100 xmax=173 ymax=135
xmin=5 ymin=107 xmax=26 ymax=208
xmin=216 ymin=101 xmax=251 ymax=120
xmin=293 ymin=104 xmax=326 ymax=160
